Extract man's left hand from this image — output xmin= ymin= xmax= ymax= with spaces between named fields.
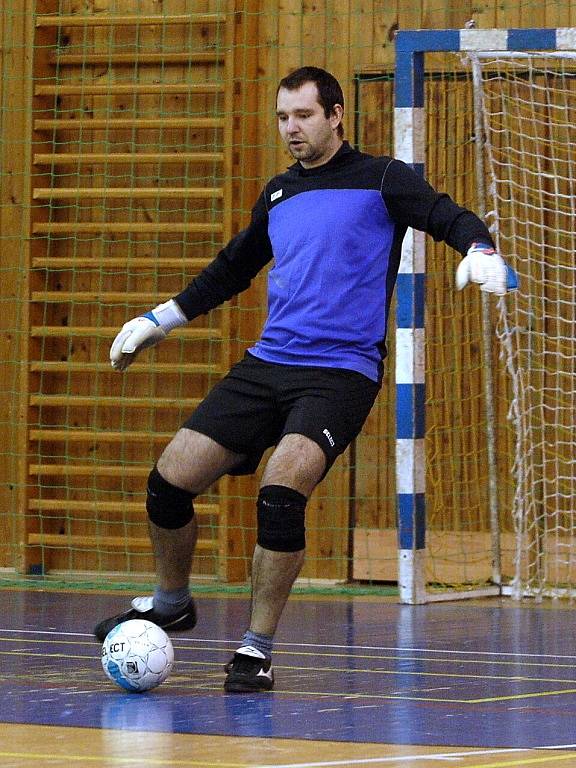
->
xmin=456 ymin=242 xmax=518 ymax=295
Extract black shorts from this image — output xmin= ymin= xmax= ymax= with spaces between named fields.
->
xmin=182 ymin=352 xmax=380 ymax=476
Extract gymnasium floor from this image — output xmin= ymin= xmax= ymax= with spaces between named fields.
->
xmin=3 ymin=588 xmax=576 ymax=767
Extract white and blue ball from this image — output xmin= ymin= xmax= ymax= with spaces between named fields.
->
xmin=101 ymin=619 xmax=174 ymax=692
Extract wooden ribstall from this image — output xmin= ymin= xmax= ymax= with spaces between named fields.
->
xmin=0 ymin=0 xmax=36 ymax=574
xmin=25 ymin=1 xmax=236 ymax=580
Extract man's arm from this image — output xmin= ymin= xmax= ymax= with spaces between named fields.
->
xmin=110 ymin=191 xmax=273 ymax=371
xmin=381 ymin=158 xmax=492 ymax=253
xmin=382 ymin=159 xmax=517 ymax=295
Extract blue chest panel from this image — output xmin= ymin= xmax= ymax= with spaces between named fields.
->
xmin=249 ymin=188 xmax=397 ymax=382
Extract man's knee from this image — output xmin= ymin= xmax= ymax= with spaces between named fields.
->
xmin=257 ymin=484 xmax=307 ymax=552
xmin=146 ymin=465 xmax=197 ymax=530
xmin=262 ymin=434 xmax=326 ymax=496
xmin=158 ymin=428 xmax=244 ymax=492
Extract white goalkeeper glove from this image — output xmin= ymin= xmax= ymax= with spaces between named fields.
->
xmin=456 ymin=242 xmax=518 ymax=295
xmin=110 ymin=299 xmax=187 ymax=371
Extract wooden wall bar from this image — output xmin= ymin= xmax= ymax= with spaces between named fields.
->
xmin=1 ymin=0 xmax=574 ymax=584
xmin=0 ymin=0 xmax=37 ymax=573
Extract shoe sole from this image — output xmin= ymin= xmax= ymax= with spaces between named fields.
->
xmin=224 ymin=681 xmax=274 ymax=693
xmin=94 ymin=607 xmax=196 ymax=642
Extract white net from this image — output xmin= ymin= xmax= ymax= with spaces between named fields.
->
xmin=473 ymin=52 xmax=576 ymax=598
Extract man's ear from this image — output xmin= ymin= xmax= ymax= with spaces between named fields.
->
xmin=330 ymin=103 xmax=344 ymax=131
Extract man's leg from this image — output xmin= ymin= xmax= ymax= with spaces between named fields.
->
xmin=151 ymin=428 xmax=244 ymax=591
xmin=249 ymin=432 xmax=325 ymax=636
xmin=94 ymin=428 xmax=244 ymax=640
xmin=224 ymin=432 xmax=325 ymax=692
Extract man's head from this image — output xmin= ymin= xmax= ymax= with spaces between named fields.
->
xmin=276 ymin=66 xmax=344 ymax=168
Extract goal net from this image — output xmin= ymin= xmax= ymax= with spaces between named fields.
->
xmin=391 ymin=29 xmax=576 ymax=602
xmin=472 ymin=50 xmax=576 ymax=599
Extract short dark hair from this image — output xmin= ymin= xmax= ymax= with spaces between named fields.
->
xmin=277 ymin=66 xmax=344 ymax=138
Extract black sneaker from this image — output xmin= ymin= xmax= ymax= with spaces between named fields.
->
xmin=224 ymin=646 xmax=274 ymax=693
xmin=93 ymin=595 xmax=197 ymax=642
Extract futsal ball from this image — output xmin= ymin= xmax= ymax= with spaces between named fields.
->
xmin=101 ymin=619 xmax=174 ymax=693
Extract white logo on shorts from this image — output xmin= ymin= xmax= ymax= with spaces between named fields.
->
xmin=323 ymin=428 xmax=335 ymax=447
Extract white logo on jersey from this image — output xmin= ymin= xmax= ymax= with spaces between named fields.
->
xmin=271 ymin=189 xmax=283 ymax=202
xmin=323 ymin=429 xmax=335 ymax=447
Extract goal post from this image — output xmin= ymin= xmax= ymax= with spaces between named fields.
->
xmin=394 ymin=27 xmax=576 ymax=604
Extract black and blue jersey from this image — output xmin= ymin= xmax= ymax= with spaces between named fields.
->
xmin=175 ymin=142 xmax=493 ymax=383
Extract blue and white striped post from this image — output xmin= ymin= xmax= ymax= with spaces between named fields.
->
xmin=394 ymin=30 xmax=462 ymax=604
xmin=394 ymin=40 xmax=428 ymax=604
xmin=393 ymin=27 xmax=575 ymax=604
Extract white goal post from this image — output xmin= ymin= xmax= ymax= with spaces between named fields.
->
xmin=394 ymin=27 xmax=576 ymax=603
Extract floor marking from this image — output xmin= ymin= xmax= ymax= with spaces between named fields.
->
xmin=3 ymin=634 xmax=576 ymax=672
xmin=0 ymin=650 xmax=98 ymax=661
xmin=276 ymin=654 xmax=576 ymax=671
xmin=541 ymin=745 xmax=576 ymax=749
xmin=0 ymin=636 xmax=107 ymax=646
xmin=271 ymin=663 xmax=576 ymax=686
xmin=469 ymin=687 xmax=576 ymax=703
xmin=2 ymin=628 xmax=576 ymax=661
xmin=252 ymin=748 xmax=531 ymax=768
xmin=4 ymin=648 xmax=576 ymax=689
xmin=271 ymin=642 xmax=576 ymax=662
xmin=192 ymin=684 xmax=474 ymax=702
xmin=0 ymin=628 xmax=94 ymax=638
xmin=4 ymin=649 xmax=576 ymax=704
xmin=0 ymin=752 xmax=242 ymax=767
xmin=464 ymin=753 xmax=576 ymax=768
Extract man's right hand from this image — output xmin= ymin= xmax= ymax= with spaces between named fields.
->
xmin=109 ymin=299 xmax=187 ymax=371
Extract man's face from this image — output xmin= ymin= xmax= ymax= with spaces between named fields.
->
xmin=276 ymin=81 xmax=342 ymax=168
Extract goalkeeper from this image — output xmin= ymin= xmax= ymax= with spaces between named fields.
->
xmin=94 ymin=66 xmax=517 ymax=693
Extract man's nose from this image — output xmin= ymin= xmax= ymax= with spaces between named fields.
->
xmin=286 ymin=116 xmax=300 ymax=133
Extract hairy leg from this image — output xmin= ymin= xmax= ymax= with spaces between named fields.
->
xmin=249 ymin=546 xmax=305 ymax=636
xmin=248 ymin=433 xmax=326 ymax=637
xmin=150 ymin=428 xmax=244 ymax=591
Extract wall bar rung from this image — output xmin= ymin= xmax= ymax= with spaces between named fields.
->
xmin=36 ymin=14 xmax=227 ymax=28
xmin=34 ymin=117 xmax=224 ymax=130
xmin=27 ymin=534 xmax=218 ymax=551
xmin=29 ymin=362 xmax=220 ymax=374
xmin=35 ymin=83 xmax=225 ymax=97
xmin=33 ymin=222 xmax=222 ymax=234
xmin=29 ymin=395 xmax=203 ymax=408
xmin=34 ymin=152 xmax=224 ymax=165
xmin=30 ymin=326 xmax=220 ymax=340
xmin=50 ymin=52 xmax=224 ymax=66
xmin=31 ymin=257 xmax=212 ymax=268
xmin=28 ymin=499 xmax=218 ymax=515
xmin=33 ymin=187 xmax=223 ymax=200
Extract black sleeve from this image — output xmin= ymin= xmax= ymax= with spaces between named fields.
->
xmin=173 ymin=190 xmax=274 ymax=320
xmin=381 ymin=159 xmax=494 ymax=256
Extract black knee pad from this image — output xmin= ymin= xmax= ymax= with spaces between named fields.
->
xmin=257 ymin=484 xmax=307 ymax=552
xmin=146 ymin=465 xmax=196 ymax=530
